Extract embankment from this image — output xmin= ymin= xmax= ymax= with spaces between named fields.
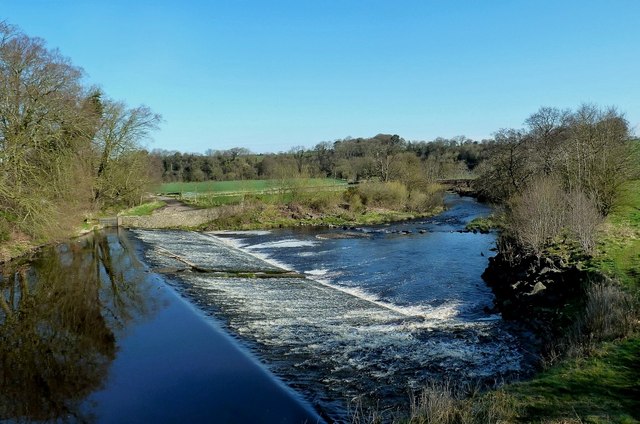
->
xmin=120 ymin=204 xmax=243 ymax=228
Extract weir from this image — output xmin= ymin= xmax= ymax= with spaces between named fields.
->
xmin=133 ymin=226 xmax=527 ymax=421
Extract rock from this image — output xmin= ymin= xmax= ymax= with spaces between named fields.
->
xmin=528 ymin=281 xmax=547 ymax=296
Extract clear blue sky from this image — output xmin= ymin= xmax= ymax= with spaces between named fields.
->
xmin=3 ymin=1 xmax=639 ymax=153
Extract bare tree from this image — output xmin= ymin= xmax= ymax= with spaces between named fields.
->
xmin=508 ymin=176 xmax=567 ymax=254
xmin=474 ymin=129 xmax=534 ymax=202
xmin=559 ymin=104 xmax=636 ymax=214
xmin=567 ymin=189 xmax=602 ymax=254
xmin=524 ymin=106 xmax=570 ymax=175
xmin=0 ymin=22 xmax=97 ymax=236
xmin=92 ymin=99 xmax=161 ymax=207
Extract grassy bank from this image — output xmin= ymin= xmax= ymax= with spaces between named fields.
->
xmin=199 ymin=201 xmax=440 ymax=231
xmin=197 ymin=183 xmax=444 ymax=230
xmin=149 ymin=179 xmax=445 ymax=231
xmin=118 ymin=200 xmax=166 ymax=216
xmin=496 ymin=181 xmax=640 ymax=423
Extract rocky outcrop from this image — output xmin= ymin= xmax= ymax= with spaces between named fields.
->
xmin=482 ymin=249 xmax=589 ymax=340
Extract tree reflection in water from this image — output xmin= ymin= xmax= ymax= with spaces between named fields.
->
xmin=0 ymin=229 xmax=156 ymax=421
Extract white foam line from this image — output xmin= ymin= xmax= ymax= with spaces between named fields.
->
xmin=248 ymin=239 xmax=319 ymax=249
xmin=202 ymin=232 xmax=461 ymax=323
xmin=208 ymin=230 xmax=273 ymax=236
xmin=202 ymin=232 xmax=294 ymax=272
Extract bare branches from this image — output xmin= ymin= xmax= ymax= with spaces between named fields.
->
xmin=0 ymin=22 xmax=160 ymax=239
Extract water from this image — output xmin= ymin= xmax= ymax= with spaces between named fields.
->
xmin=133 ymin=195 xmax=530 ymax=421
xmin=0 ymin=230 xmax=321 ymax=423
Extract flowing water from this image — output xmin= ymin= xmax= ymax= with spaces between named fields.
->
xmin=133 ymin=195 xmax=531 ymax=421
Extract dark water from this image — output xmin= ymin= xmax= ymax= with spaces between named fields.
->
xmin=133 ymin=195 xmax=531 ymax=422
xmin=0 ymin=230 xmax=153 ymax=421
xmin=0 ymin=230 xmax=321 ymax=423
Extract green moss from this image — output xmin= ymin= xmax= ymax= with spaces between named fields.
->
xmin=465 ymin=214 xmax=504 ymax=233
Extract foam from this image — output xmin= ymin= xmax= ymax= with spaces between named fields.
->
xmin=248 ymin=239 xmax=319 ymax=249
xmin=207 ymin=230 xmax=273 ymax=236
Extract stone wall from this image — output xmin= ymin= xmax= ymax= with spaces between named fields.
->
xmin=120 ymin=205 xmax=242 ymax=229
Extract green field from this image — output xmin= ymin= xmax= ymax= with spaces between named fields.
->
xmin=158 ymin=178 xmax=348 ymax=195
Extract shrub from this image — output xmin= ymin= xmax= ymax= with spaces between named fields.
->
xmin=581 ymin=281 xmax=636 ymax=341
xmin=406 ymin=380 xmax=520 ymax=424
xmin=357 ymin=181 xmax=408 ymax=209
xmin=567 ymin=190 xmax=602 ymax=254
xmin=298 ymin=191 xmax=341 ymax=212
xmin=550 ymin=279 xmax=638 ymax=361
xmin=508 ymin=177 xmax=567 ymax=254
xmin=348 ymin=193 xmax=364 ymax=213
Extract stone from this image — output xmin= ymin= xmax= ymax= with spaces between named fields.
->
xmin=529 ymin=281 xmax=547 ymax=296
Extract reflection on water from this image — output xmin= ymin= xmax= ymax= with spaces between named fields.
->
xmin=0 ymin=230 xmax=156 ymax=422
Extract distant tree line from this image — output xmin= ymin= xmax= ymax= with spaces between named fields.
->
xmin=152 ymin=134 xmax=491 ymax=183
xmin=0 ymin=22 xmax=160 ymax=241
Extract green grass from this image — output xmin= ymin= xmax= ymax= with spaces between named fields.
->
xmin=590 ymin=180 xmax=640 ymax=288
xmin=158 ymin=178 xmax=347 ymax=195
xmin=505 ymin=339 xmax=640 ymax=423
xmin=118 ymin=201 xmax=166 ymax=216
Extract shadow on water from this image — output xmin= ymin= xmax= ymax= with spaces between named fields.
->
xmin=0 ymin=229 xmax=156 ymax=422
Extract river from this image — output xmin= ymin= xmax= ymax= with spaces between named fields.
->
xmin=0 ymin=194 xmax=530 ymax=423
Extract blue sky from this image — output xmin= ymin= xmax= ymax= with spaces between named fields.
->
xmin=3 ymin=1 xmax=639 ymax=153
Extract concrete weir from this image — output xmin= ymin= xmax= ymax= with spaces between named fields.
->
xmin=132 ymin=227 xmax=526 ymax=421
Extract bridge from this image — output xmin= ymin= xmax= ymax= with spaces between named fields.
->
xmin=436 ymin=178 xmax=476 ymax=193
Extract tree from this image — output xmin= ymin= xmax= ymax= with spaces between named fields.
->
xmin=368 ymin=134 xmax=405 ymax=182
xmin=0 ymin=22 xmax=97 ymax=237
xmin=559 ymin=105 xmax=636 ymax=214
xmin=524 ymin=106 xmax=570 ymax=175
xmin=92 ymin=99 xmax=161 ymax=207
xmin=474 ymin=129 xmax=534 ymax=202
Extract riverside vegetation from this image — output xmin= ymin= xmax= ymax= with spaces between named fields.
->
xmin=156 ymin=179 xmax=445 ymax=230
xmin=0 ymin=22 xmax=161 ymax=262
xmin=1 ymin=21 xmax=639 ymax=424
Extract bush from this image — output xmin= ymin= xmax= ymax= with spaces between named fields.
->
xmin=550 ymin=279 xmax=638 ymax=361
xmin=298 ymin=191 xmax=341 ymax=212
xmin=567 ymin=190 xmax=602 ymax=254
xmin=348 ymin=192 xmax=364 ymax=213
xmin=581 ymin=281 xmax=636 ymax=341
xmin=356 ymin=181 xmax=408 ymax=209
xmin=407 ymin=184 xmax=444 ymax=212
xmin=508 ymin=177 xmax=567 ymax=254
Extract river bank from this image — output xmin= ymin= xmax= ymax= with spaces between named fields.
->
xmin=475 ymin=181 xmax=640 ymax=422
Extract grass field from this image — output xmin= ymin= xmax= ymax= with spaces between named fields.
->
xmin=157 ymin=178 xmax=348 ymax=195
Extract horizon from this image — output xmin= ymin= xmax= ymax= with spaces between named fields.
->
xmin=4 ymin=1 xmax=640 ymax=154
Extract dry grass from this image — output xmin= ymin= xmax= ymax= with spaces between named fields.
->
xmin=349 ymin=381 xmax=521 ymax=424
